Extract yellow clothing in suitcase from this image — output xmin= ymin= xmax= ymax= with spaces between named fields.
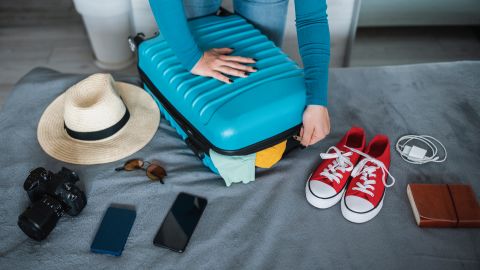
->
xmin=255 ymin=140 xmax=287 ymax=168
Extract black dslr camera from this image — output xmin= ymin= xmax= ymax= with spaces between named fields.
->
xmin=18 ymin=167 xmax=87 ymax=241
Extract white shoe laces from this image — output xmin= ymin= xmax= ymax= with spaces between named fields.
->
xmin=345 ymin=146 xmax=396 ymax=197
xmin=319 ymin=146 xmax=354 ymax=184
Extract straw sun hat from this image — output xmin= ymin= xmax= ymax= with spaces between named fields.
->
xmin=37 ymin=73 xmax=160 ymax=165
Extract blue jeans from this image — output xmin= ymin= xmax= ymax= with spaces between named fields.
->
xmin=183 ymin=0 xmax=289 ymax=47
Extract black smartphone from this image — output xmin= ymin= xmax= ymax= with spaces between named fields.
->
xmin=90 ymin=206 xmax=136 ymax=256
xmin=153 ymin=192 xmax=207 ymax=253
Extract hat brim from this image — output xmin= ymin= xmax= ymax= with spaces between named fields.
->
xmin=37 ymin=82 xmax=160 ymax=165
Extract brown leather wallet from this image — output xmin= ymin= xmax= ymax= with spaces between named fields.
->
xmin=407 ymin=183 xmax=480 ymax=228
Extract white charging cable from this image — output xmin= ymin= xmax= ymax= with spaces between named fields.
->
xmin=395 ymin=135 xmax=447 ymax=165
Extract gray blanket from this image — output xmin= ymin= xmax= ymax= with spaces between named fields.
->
xmin=1 ymin=62 xmax=479 ymax=270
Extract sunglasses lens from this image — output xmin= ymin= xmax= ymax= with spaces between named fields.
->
xmin=124 ymin=159 xmax=144 ymax=171
xmin=146 ymin=164 xmax=167 ymax=181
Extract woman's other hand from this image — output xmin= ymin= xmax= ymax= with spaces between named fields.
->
xmin=191 ymin=48 xmax=257 ymax=83
xmin=299 ymin=105 xmax=330 ymax=147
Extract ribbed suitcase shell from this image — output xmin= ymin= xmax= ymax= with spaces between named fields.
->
xmin=138 ymin=14 xmax=306 ymax=168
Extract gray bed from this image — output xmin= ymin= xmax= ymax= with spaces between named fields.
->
xmin=0 ymin=61 xmax=479 ymax=270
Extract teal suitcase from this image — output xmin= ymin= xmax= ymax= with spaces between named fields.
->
xmin=133 ymin=13 xmax=306 ymax=173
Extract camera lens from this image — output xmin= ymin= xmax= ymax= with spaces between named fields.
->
xmin=18 ymin=195 xmax=64 ymax=241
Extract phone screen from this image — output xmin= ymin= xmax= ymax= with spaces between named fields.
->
xmin=153 ymin=192 xmax=207 ymax=253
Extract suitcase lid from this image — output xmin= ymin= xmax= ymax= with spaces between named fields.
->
xmin=138 ymin=15 xmax=306 ymax=155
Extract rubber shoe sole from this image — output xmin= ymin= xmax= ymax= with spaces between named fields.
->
xmin=341 ymin=194 xmax=384 ymax=223
xmin=305 ymin=180 xmax=346 ymax=209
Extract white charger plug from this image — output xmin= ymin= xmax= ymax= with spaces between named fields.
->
xmin=402 ymin=145 xmax=427 ymax=160
xmin=396 ymin=135 xmax=447 ymax=164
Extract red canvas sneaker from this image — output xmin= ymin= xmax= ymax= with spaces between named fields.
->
xmin=306 ymin=127 xmax=366 ymax=209
xmin=341 ymin=134 xmax=396 ymax=223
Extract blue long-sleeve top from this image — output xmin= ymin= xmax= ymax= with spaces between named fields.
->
xmin=149 ymin=0 xmax=330 ymax=106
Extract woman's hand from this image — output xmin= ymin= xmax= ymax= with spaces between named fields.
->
xmin=299 ymin=105 xmax=330 ymax=147
xmin=191 ymin=48 xmax=257 ymax=83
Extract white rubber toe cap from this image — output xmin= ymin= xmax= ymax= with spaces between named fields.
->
xmin=309 ymin=181 xmax=337 ymax=198
xmin=344 ymin=195 xmax=374 ymax=213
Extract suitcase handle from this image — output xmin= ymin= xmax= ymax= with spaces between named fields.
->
xmin=128 ymin=33 xmax=146 ymax=52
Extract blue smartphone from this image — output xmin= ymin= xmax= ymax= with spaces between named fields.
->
xmin=90 ymin=206 xmax=136 ymax=256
